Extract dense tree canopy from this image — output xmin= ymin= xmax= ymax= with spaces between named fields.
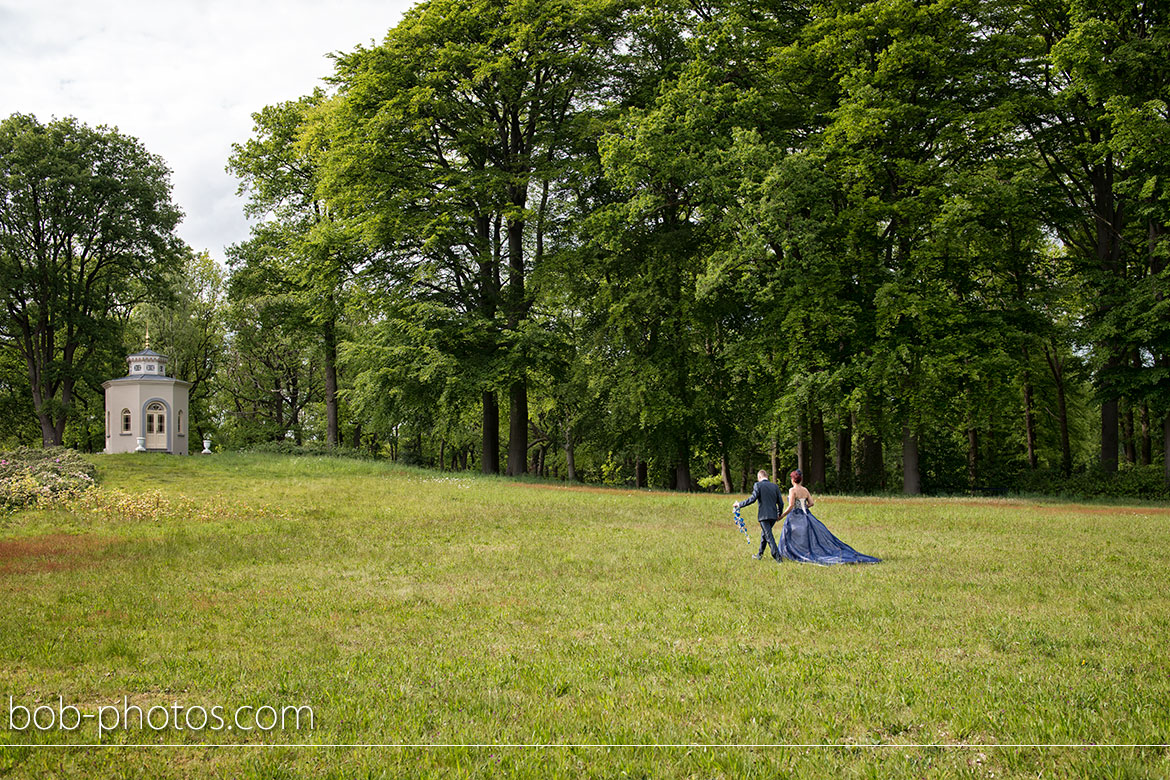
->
xmin=221 ymin=0 xmax=1170 ymax=495
xmin=2 ymin=0 xmax=1167 ymax=498
xmin=0 ymin=114 xmax=184 ymax=446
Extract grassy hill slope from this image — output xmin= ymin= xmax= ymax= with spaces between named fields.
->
xmin=1 ymin=454 xmax=1168 ymax=778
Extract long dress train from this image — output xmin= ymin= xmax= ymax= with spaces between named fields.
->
xmin=778 ymin=498 xmax=880 ymax=565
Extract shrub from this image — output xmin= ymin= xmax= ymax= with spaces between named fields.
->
xmin=1015 ymin=465 xmax=1169 ymax=501
xmin=0 ymin=447 xmax=96 ymax=511
xmin=238 ymin=440 xmax=380 ymax=460
xmin=696 ymin=474 xmax=725 ymax=492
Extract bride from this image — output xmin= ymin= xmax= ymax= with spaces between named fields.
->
xmin=778 ymin=469 xmax=880 ymax=565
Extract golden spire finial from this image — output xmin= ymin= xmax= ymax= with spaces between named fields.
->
xmin=145 ymin=323 xmax=150 ymax=351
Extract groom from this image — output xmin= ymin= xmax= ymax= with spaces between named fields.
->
xmin=734 ymin=469 xmax=783 ymax=563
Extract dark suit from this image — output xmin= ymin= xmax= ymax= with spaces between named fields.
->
xmin=740 ymin=478 xmax=783 ymax=562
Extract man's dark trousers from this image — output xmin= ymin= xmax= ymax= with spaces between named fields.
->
xmin=758 ymin=519 xmax=782 ymax=562
xmin=741 ymin=477 xmax=783 ymax=563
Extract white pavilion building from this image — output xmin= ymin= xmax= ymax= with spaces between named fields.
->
xmin=103 ymin=341 xmax=191 ymax=455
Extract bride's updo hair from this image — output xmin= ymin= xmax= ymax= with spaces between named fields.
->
xmin=790 ymin=469 xmax=803 ymax=484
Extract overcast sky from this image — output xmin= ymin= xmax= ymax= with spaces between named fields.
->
xmin=0 ymin=0 xmax=417 ymax=259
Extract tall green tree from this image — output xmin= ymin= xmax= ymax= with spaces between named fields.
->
xmin=0 ymin=114 xmax=184 ymax=445
xmin=583 ymin=0 xmax=810 ymax=490
xmin=228 ymin=91 xmax=363 ymax=447
xmin=321 ymin=0 xmax=620 ymax=474
xmin=215 ymin=291 xmax=322 ymax=446
xmin=1012 ymin=0 xmax=1168 ymax=472
xmin=800 ymin=0 xmax=1026 ymax=492
xmin=133 ymin=251 xmax=227 ymax=442
xmin=1088 ymin=2 xmax=1170 ymax=485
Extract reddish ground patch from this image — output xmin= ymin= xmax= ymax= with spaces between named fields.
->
xmin=0 ymin=533 xmax=115 ymax=576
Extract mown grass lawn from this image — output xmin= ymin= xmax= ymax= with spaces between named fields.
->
xmin=0 ymin=453 xmax=1168 ymax=778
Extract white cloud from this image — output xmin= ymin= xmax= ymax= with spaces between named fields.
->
xmin=0 ymin=0 xmax=414 ymax=259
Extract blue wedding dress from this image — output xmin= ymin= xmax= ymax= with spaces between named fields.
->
xmin=778 ymin=497 xmax=881 ymax=565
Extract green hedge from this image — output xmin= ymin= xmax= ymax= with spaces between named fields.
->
xmin=1013 ymin=465 xmax=1169 ymax=501
xmin=238 ymin=441 xmax=380 ymax=460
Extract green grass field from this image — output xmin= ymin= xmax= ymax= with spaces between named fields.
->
xmin=0 ymin=453 xmax=1168 ymax=778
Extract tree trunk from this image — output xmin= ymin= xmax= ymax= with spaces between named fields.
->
xmin=323 ymin=319 xmax=339 ymax=448
xmin=1057 ymin=387 xmax=1072 ymax=475
xmin=720 ymin=451 xmax=732 ymax=493
xmin=674 ymin=439 xmax=691 ymax=492
xmin=482 ymin=391 xmax=500 ymax=474
xmin=1155 ymin=223 xmax=1167 ymax=486
xmin=1101 ymin=396 xmax=1119 ymax=473
xmin=836 ymin=417 xmax=853 ymax=488
xmin=635 ymin=458 xmax=647 ymax=489
xmin=861 ymin=434 xmax=883 ymax=491
xmin=38 ymin=413 xmax=60 ymax=447
xmin=902 ymin=425 xmax=921 ymax=495
xmin=1122 ymin=399 xmax=1137 ymax=465
xmin=1165 ymin=413 xmax=1170 ymax=490
xmin=507 ymin=380 xmax=528 ymax=476
xmin=1045 ymin=343 xmax=1073 ymax=475
xmin=1091 ymin=153 xmax=1124 ymax=474
xmin=476 ymin=212 xmax=500 ymax=474
xmin=350 ymin=422 xmax=362 ymax=449
xmin=53 ymin=376 xmax=72 ymax=446
xmin=967 ymin=419 xmax=979 ymax=488
xmin=272 ymin=376 xmax=284 ymax=434
xmin=504 ymin=184 xmax=528 ymax=475
xmin=1140 ymin=402 xmax=1152 ymax=466
xmin=796 ymin=418 xmax=807 ymax=473
xmin=810 ymin=411 xmax=826 ymax=490
xmin=290 ymin=374 xmax=302 ymax=445
xmin=564 ymin=434 xmax=577 ymax=482
xmin=439 ymin=439 xmax=446 ymax=472
xmin=1021 ymin=351 xmax=1038 ymax=469
xmin=25 ymin=334 xmax=71 ymax=447
xmin=770 ymin=437 xmax=778 ymax=482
